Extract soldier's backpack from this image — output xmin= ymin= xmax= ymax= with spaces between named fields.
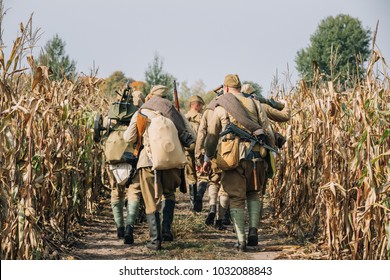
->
xmin=146 ymin=112 xmax=187 ymax=170
xmin=103 ymin=124 xmax=132 ymax=164
xmin=93 ymin=84 xmax=138 ymax=185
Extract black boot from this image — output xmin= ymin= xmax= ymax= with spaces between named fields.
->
xmin=189 ymin=184 xmax=196 ymax=211
xmin=194 ymin=181 xmax=207 ymax=212
xmin=205 ymin=205 xmax=216 ymax=225
xmin=247 ymin=227 xmax=258 ymax=246
xmin=222 ymin=207 xmax=231 ymax=225
xmin=146 ymin=212 xmax=162 ymax=250
xmin=124 ymin=225 xmax=134 ymax=244
xmin=162 ymin=200 xmax=175 ymax=242
xmin=117 ymin=226 xmax=125 ymax=239
xmin=215 ymin=219 xmax=226 ymax=230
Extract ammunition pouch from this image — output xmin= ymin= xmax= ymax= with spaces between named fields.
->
xmin=216 ymin=138 xmax=239 ymax=170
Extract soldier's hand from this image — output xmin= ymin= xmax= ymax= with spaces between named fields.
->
xmin=202 ymin=161 xmax=211 ymax=174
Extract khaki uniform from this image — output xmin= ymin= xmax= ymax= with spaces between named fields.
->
xmin=196 ymin=106 xmax=231 ymax=226
xmin=205 ymin=92 xmax=275 ymax=208
xmin=185 ymin=108 xmax=203 ymax=185
xmin=107 ymin=167 xmax=141 ymax=204
xmin=205 ymin=91 xmax=275 ymax=246
xmin=195 ymin=107 xmax=228 ymax=215
xmin=261 ymin=103 xmax=291 ymax=123
xmin=123 ymin=109 xmax=181 ymax=214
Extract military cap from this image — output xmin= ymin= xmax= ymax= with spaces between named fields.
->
xmin=150 ymin=85 xmax=168 ymax=97
xmin=241 ymin=84 xmax=256 ymax=95
xmin=189 ymin=95 xmax=205 ymax=105
xmin=224 ymin=74 xmax=241 ymax=88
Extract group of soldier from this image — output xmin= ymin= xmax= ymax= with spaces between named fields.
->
xmin=106 ymin=74 xmax=290 ymax=252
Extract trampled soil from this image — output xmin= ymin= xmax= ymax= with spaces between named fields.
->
xmin=65 ymin=191 xmax=325 ymax=260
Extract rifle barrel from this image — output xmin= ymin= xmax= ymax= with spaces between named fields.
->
xmin=173 ymin=80 xmax=180 ymax=111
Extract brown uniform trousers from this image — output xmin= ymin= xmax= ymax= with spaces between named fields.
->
xmin=195 ymin=108 xmax=229 ymax=223
xmin=185 ymin=108 xmax=208 ymax=185
xmin=107 ymin=166 xmax=141 ymax=204
xmin=139 ymin=167 xmax=181 ymax=214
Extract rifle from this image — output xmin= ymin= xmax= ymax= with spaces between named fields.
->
xmin=252 ymin=95 xmax=285 ymax=111
xmin=220 ymin=123 xmax=278 ymax=192
xmin=172 ymin=80 xmax=187 ymax=194
xmin=219 ymin=122 xmax=279 ymax=157
xmin=213 ymin=85 xmax=223 ymax=95
xmin=173 ymin=80 xmax=180 ymax=111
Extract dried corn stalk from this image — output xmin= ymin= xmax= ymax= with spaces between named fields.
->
xmin=270 ymin=51 xmax=389 ymax=259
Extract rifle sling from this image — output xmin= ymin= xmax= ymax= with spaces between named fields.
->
xmin=215 ymin=93 xmax=262 ymax=134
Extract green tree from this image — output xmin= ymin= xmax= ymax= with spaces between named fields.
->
xmin=144 ymin=53 xmax=176 ymax=98
xmin=179 ymin=80 xmax=191 ymax=99
xmin=36 ymin=34 xmax=77 ymax=81
xmin=100 ymin=71 xmax=134 ymax=98
xmin=242 ymin=80 xmax=263 ymax=97
xmin=295 ymin=14 xmax=371 ymax=88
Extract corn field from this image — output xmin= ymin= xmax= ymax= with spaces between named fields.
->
xmin=270 ymin=50 xmax=390 ymax=259
xmin=1 ymin=19 xmax=389 ymax=260
xmin=0 ymin=20 xmax=110 ymax=259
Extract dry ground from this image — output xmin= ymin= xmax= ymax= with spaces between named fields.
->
xmin=63 ymin=191 xmax=326 ymax=260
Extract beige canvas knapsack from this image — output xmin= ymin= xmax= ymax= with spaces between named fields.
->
xmin=148 ymin=113 xmax=187 ymax=170
xmin=103 ymin=124 xmax=133 ymax=164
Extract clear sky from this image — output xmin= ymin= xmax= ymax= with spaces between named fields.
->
xmin=2 ymin=0 xmax=389 ymax=93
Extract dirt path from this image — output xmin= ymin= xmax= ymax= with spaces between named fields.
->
xmin=68 ymin=192 xmax=315 ymax=260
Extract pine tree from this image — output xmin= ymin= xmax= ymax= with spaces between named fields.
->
xmin=37 ymin=34 xmax=77 ymax=81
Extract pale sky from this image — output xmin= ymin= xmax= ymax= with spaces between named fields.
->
xmin=2 ymin=0 xmax=389 ymax=94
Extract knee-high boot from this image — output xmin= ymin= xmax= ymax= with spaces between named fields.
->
xmin=146 ymin=212 xmax=162 ymax=250
xmin=162 ymin=200 xmax=175 ymax=241
xmin=124 ymin=200 xmax=139 ymax=244
xmin=111 ymin=200 xmax=124 ymax=238
xmin=247 ymin=199 xmax=261 ymax=246
xmin=194 ymin=181 xmax=208 ymax=212
xmin=189 ymin=183 xmax=196 ymax=211
xmin=230 ymin=208 xmax=246 ymax=252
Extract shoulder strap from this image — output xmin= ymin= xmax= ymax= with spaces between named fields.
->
xmin=133 ymin=110 xmax=148 ymax=157
xmin=216 ymin=93 xmax=262 ymax=134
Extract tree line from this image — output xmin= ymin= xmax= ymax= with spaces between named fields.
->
xmin=38 ymin=14 xmax=371 ymax=101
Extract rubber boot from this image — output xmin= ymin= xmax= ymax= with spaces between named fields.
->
xmin=124 ymin=200 xmax=139 ymax=244
xmin=162 ymin=200 xmax=175 ymax=241
xmin=146 ymin=212 xmax=162 ymax=250
xmin=194 ymin=181 xmax=208 ymax=212
xmin=247 ymin=199 xmax=261 ymax=246
xmin=112 ymin=200 xmax=124 ymax=239
xmin=205 ymin=205 xmax=216 ymax=225
xmin=230 ymin=208 xmax=246 ymax=252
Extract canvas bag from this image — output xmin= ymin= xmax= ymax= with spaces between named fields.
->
xmin=215 ymin=137 xmax=240 ymax=170
xmin=104 ymin=124 xmax=132 ymax=163
xmin=148 ymin=113 xmax=187 ymax=170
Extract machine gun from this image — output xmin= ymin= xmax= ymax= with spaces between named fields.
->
xmin=93 ymin=81 xmax=137 ymax=143
xmin=219 ymin=122 xmax=279 ymax=157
